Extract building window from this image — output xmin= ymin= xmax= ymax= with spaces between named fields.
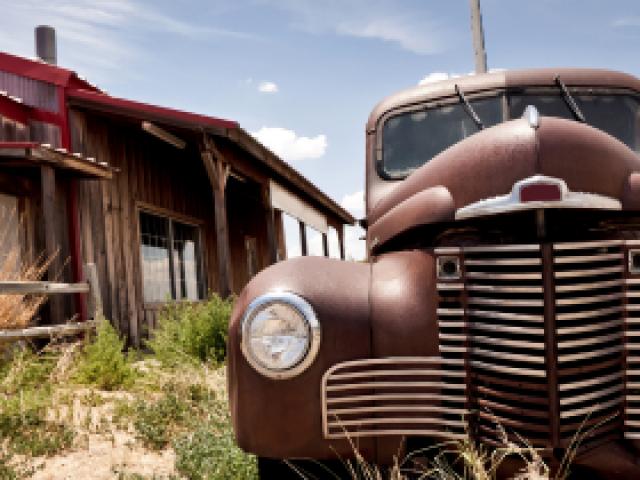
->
xmin=282 ymin=213 xmax=302 ymax=258
xmin=139 ymin=211 xmax=203 ymax=302
xmin=328 ymin=227 xmax=341 ymax=259
xmin=305 ymin=225 xmax=324 ymax=256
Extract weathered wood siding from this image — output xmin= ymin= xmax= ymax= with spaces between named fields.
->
xmin=70 ymin=109 xmax=219 ymax=345
xmin=0 ymin=115 xmax=29 ymax=141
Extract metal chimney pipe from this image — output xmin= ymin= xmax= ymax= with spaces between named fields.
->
xmin=35 ymin=25 xmax=57 ymax=65
xmin=469 ymin=0 xmax=487 ymax=74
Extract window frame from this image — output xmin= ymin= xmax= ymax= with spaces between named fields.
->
xmin=375 ymin=89 xmax=505 ymax=180
xmin=136 ymin=202 xmax=206 ymax=305
xmin=375 ymin=86 xmax=640 ymax=181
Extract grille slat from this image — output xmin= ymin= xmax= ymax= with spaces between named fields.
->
xmin=321 ymin=357 xmax=468 ymax=440
xmin=321 ymin=239 xmax=634 ymax=451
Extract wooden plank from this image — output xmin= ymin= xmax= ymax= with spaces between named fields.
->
xmin=0 ymin=281 xmax=89 ymax=294
xmin=274 ymin=209 xmax=285 ymax=261
xmin=262 ymin=185 xmax=278 ymax=265
xmin=201 ymin=138 xmax=233 ymax=297
xmin=299 ymin=220 xmax=308 ymax=256
xmin=84 ymin=263 xmax=103 ymax=319
xmin=118 ymin=139 xmax=139 ymax=345
xmin=108 ymin=137 xmax=126 ymax=337
xmin=0 ymin=320 xmax=97 ymax=341
xmin=41 ymin=164 xmax=64 ymax=323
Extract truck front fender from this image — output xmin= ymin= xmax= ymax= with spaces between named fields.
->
xmin=227 ymin=256 xmax=374 ymax=460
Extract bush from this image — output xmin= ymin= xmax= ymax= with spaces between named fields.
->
xmin=74 ymin=317 xmax=135 ymax=390
xmin=0 ymin=346 xmax=75 ymax=459
xmin=173 ymin=396 xmax=257 ymax=480
xmin=133 ymin=388 xmax=189 ymax=449
xmin=146 ymin=294 xmax=234 ymax=366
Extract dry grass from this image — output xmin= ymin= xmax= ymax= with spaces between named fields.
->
xmin=0 ymin=208 xmax=59 ymax=330
xmin=316 ymin=410 xmax=613 ymax=480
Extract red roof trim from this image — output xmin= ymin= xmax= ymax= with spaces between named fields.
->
xmin=67 ymin=88 xmax=238 ymax=131
xmin=0 ymin=94 xmax=31 ymax=124
xmin=0 ymin=141 xmax=39 ymax=149
xmin=0 ymin=51 xmax=99 ymax=91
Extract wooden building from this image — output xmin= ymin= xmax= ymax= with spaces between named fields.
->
xmin=0 ymin=29 xmax=354 ymax=345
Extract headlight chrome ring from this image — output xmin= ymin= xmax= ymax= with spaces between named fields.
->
xmin=240 ymin=291 xmax=321 ymax=380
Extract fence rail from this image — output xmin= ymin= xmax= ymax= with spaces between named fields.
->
xmin=0 ymin=263 xmax=101 ymax=342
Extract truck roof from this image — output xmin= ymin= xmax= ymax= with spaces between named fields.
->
xmin=367 ymin=68 xmax=640 ymax=132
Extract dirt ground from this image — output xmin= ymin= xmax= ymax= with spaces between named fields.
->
xmin=22 ymin=387 xmax=181 ymax=479
xmin=30 ymin=431 xmax=177 ymax=479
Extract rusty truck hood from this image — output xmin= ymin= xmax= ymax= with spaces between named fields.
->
xmin=367 ymin=116 xmax=640 ymax=250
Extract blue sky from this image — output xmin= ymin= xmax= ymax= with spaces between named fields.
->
xmin=1 ymin=0 xmax=639 ymax=259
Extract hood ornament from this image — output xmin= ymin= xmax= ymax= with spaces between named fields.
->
xmin=523 ymin=105 xmax=540 ymax=129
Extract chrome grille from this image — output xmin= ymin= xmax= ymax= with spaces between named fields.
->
xmin=462 ymin=244 xmax=549 ymax=446
xmin=625 ymin=240 xmax=640 ymax=439
xmin=321 ymin=357 xmax=468 ymax=440
xmin=445 ymin=240 xmax=625 ymax=449
xmin=553 ymin=241 xmax=624 ymax=445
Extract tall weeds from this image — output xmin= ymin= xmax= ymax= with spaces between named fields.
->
xmin=0 ymin=208 xmax=58 ymax=329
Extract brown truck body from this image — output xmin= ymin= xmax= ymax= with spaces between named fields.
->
xmin=228 ymin=68 xmax=640 ymax=477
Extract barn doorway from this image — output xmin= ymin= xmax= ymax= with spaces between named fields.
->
xmin=225 ymin=175 xmax=269 ymax=293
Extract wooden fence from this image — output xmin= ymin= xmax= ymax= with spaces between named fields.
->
xmin=0 ymin=263 xmax=101 ymax=342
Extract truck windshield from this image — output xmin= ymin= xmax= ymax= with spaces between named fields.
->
xmin=509 ymin=94 xmax=640 ymax=153
xmin=382 ymin=96 xmax=503 ymax=178
xmin=382 ymin=92 xmax=640 ymax=179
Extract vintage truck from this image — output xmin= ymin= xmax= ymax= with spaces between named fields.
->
xmin=227 ymin=68 xmax=640 ymax=478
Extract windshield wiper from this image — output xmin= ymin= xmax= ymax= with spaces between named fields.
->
xmin=554 ymin=74 xmax=586 ymax=123
xmin=455 ymin=84 xmax=484 ymax=130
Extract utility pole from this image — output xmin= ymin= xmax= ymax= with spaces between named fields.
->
xmin=469 ymin=0 xmax=488 ymax=73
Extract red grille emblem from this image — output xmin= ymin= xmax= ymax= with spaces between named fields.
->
xmin=519 ymin=183 xmax=562 ymax=202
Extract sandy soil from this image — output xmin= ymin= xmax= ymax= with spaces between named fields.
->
xmin=30 ymin=431 xmax=177 ymax=480
xmin=25 ymin=386 xmax=181 ymax=479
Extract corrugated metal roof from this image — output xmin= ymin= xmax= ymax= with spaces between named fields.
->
xmin=0 ymin=141 xmax=113 ymax=179
xmin=0 ymin=90 xmax=30 ymax=124
xmin=0 ymin=51 xmax=100 ymax=91
xmin=67 ymin=88 xmax=238 ymax=132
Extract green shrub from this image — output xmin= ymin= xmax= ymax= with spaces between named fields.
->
xmin=0 ymin=389 xmax=74 ymax=457
xmin=74 ymin=317 xmax=135 ymax=390
xmin=0 ymin=346 xmax=56 ymax=394
xmin=174 ymin=426 xmax=257 ymax=480
xmin=133 ymin=388 xmax=189 ymax=449
xmin=146 ymin=294 xmax=234 ymax=366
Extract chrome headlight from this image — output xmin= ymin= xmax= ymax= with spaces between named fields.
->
xmin=240 ymin=292 xmax=320 ymax=379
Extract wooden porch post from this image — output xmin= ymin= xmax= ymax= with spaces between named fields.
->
xmin=322 ymin=232 xmax=329 ymax=257
xmin=274 ymin=210 xmax=285 ymax=261
xmin=41 ymin=165 xmax=63 ymax=323
xmin=299 ymin=220 xmax=308 ymax=256
xmin=262 ymin=185 xmax=278 ymax=265
xmin=200 ymin=136 xmax=233 ymax=298
xmin=338 ymin=225 xmax=346 ymax=260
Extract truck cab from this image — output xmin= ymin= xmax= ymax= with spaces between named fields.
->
xmin=228 ymin=68 xmax=640 ymax=478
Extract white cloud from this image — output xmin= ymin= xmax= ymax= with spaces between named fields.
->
xmin=419 ymin=72 xmax=454 ymax=85
xmin=340 ymin=190 xmax=365 ymax=219
xmin=343 ymin=225 xmax=366 ymax=262
xmin=612 ymin=16 xmax=640 ymax=27
xmin=263 ymin=0 xmax=447 ymax=55
xmin=340 ymin=190 xmax=366 ymax=261
xmin=336 ymin=16 xmax=441 ymax=55
xmin=0 ymin=0 xmax=255 ymax=83
xmin=258 ymin=81 xmax=279 ymax=93
xmin=251 ymin=127 xmax=327 ymax=162
xmin=418 ymin=68 xmax=505 ymax=86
